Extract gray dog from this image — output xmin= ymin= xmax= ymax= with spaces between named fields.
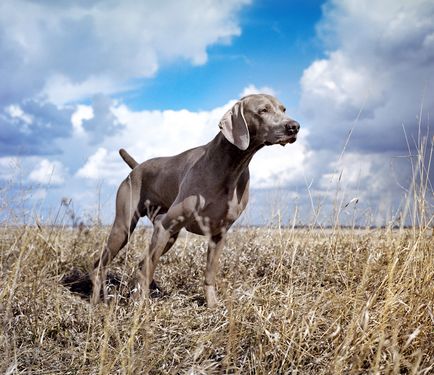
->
xmin=92 ymin=94 xmax=300 ymax=307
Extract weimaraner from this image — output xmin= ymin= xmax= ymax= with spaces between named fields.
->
xmin=92 ymin=94 xmax=300 ymax=307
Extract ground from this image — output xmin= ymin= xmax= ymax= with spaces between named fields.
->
xmin=1 ymin=225 xmax=433 ymax=374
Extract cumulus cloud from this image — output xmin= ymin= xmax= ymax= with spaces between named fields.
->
xmin=0 ymin=0 xmax=250 ymax=106
xmin=297 ymin=0 xmax=434 ymax=223
xmin=0 ymin=0 xmax=251 ymax=158
xmin=75 ymin=147 xmax=123 ymax=185
xmin=249 ymin=139 xmax=310 ymax=188
xmin=300 ymin=0 xmax=434 ymax=154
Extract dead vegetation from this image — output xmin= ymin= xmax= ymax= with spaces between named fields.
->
xmin=1 ymin=224 xmax=433 ymax=374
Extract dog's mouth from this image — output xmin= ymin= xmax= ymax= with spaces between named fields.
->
xmin=264 ymin=130 xmax=298 ymax=147
xmin=271 ymin=134 xmax=298 ymax=147
xmin=280 ymin=135 xmax=297 ymax=146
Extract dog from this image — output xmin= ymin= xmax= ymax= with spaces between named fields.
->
xmin=92 ymin=94 xmax=300 ymax=307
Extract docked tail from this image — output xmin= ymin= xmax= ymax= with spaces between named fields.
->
xmin=119 ymin=148 xmax=139 ymax=169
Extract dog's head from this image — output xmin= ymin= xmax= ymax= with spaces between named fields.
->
xmin=219 ymin=94 xmax=300 ymax=150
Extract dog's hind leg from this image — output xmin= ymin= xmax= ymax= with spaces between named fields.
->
xmin=91 ymin=177 xmax=141 ymax=304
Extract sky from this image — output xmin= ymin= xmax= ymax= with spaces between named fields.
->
xmin=0 ymin=0 xmax=433 ymax=227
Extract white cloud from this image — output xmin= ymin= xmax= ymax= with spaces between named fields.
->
xmin=76 ymin=147 xmax=124 ymax=185
xmin=297 ymin=0 xmax=434 ymax=224
xmin=5 ymin=105 xmax=33 ymax=125
xmin=240 ymin=84 xmax=277 ymax=98
xmin=0 ymin=0 xmax=252 ymax=161
xmin=29 ymin=159 xmax=68 ymax=185
xmin=110 ymin=101 xmax=234 ymax=160
xmin=301 ymin=0 xmax=434 ymax=152
xmin=71 ymin=105 xmax=93 ymax=136
xmin=300 ymin=0 xmax=434 ymax=155
xmin=0 ymin=0 xmax=250 ymax=105
xmin=43 ymin=74 xmax=126 ymax=107
xmin=300 ymin=51 xmax=384 ymax=120
xmin=318 ymin=152 xmax=406 ymax=196
xmin=249 ymin=136 xmax=310 ymax=188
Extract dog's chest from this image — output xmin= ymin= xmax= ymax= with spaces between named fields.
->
xmin=203 ymin=184 xmax=249 ymax=229
xmin=225 ymin=187 xmax=247 ymax=223
xmin=185 ymin=194 xmax=247 ymax=235
xmin=182 ymin=169 xmax=250 ymax=234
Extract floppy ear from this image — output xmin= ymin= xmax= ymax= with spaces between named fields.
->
xmin=218 ymin=101 xmax=250 ymax=150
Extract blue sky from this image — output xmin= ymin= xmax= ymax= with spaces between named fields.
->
xmin=0 ymin=0 xmax=433 ymax=227
xmin=123 ymin=0 xmax=324 ymax=111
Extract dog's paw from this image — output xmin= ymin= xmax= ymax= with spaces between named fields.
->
xmin=204 ymin=285 xmax=219 ymax=308
xmin=149 ymin=279 xmax=166 ymax=298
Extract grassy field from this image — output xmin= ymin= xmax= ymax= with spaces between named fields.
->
xmin=1 ymin=224 xmax=433 ymax=374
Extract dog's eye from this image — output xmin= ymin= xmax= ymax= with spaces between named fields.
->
xmin=259 ymin=108 xmax=268 ymax=114
xmin=282 ymin=107 xmax=286 ymax=113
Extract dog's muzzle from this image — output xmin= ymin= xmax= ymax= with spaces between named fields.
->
xmin=279 ymin=120 xmax=300 ymax=146
xmin=285 ymin=120 xmax=300 ymax=136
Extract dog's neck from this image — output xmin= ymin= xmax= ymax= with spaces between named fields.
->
xmin=206 ymin=132 xmax=263 ymax=183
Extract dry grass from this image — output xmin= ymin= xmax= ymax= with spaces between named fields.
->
xmin=1 ymin=224 xmax=433 ymax=374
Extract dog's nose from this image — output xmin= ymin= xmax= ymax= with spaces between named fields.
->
xmin=285 ymin=120 xmax=300 ymax=133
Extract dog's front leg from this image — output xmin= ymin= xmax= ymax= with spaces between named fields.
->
xmin=204 ymin=233 xmax=226 ymax=308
